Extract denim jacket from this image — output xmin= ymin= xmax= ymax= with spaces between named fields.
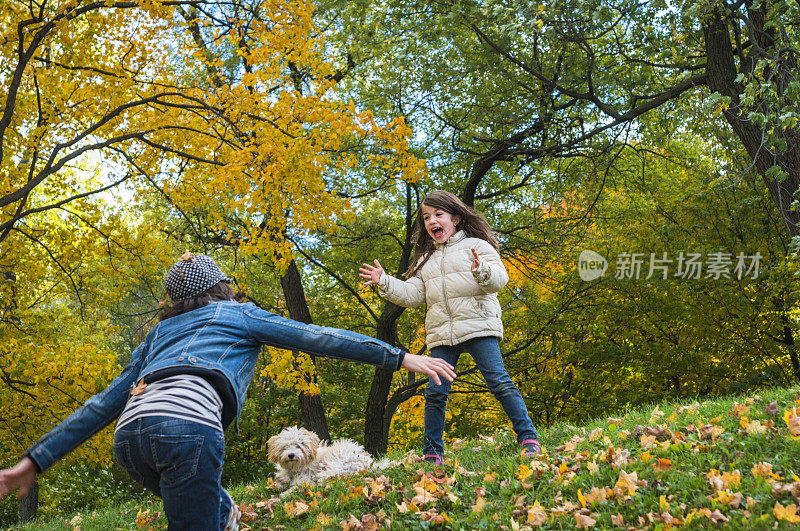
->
xmin=25 ymin=301 xmax=404 ymax=473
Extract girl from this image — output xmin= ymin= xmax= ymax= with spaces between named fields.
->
xmin=359 ymin=190 xmax=539 ymax=464
xmin=0 ymin=252 xmax=455 ymax=530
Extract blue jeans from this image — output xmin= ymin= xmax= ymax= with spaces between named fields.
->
xmin=423 ymin=337 xmax=537 ymax=456
xmin=113 ymin=417 xmax=231 ymax=530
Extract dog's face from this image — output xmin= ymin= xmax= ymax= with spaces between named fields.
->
xmin=267 ymin=426 xmax=320 ymax=471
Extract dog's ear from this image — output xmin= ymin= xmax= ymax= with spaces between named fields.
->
xmin=267 ymin=435 xmax=280 ymax=463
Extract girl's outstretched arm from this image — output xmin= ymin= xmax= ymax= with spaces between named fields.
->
xmin=0 ymin=457 xmax=37 ymax=500
xmin=360 ymin=259 xmax=426 ymax=308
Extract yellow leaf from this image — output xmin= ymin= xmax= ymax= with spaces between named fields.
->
xmin=517 ymin=465 xmax=533 ymax=482
xmin=783 ymin=408 xmax=800 ymax=437
xmin=615 ymin=469 xmax=639 ymax=496
xmin=471 ymin=497 xmax=487 ymax=513
xmin=773 ymin=502 xmax=800 ymax=523
xmin=526 ymin=500 xmax=547 ymax=526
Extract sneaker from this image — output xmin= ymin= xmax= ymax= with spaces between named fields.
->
xmin=422 ymin=454 xmax=444 ymax=465
xmin=520 ymin=438 xmax=541 ymax=457
xmin=224 ymin=498 xmax=241 ymax=531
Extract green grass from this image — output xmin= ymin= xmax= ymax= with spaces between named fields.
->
xmin=7 ymin=387 xmax=800 ymax=529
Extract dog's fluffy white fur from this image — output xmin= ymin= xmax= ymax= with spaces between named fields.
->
xmin=268 ymin=426 xmax=374 ymax=490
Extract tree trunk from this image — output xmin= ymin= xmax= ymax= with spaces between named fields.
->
xmin=280 ymin=259 xmax=330 ymax=441
xmin=17 ymin=481 xmax=37 ymax=523
xmin=702 ymin=5 xmax=800 ymax=237
xmin=363 ymin=186 xmax=417 ymax=455
xmin=363 ymin=304 xmax=406 ymax=455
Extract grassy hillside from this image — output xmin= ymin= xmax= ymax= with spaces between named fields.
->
xmin=7 ymin=387 xmax=800 ymax=530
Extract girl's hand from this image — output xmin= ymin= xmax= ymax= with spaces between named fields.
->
xmin=0 ymin=457 xmax=37 ymax=499
xmin=359 ymin=259 xmax=384 ymax=286
xmin=471 ymin=248 xmax=481 ymax=273
xmin=401 ymin=353 xmax=456 ymax=386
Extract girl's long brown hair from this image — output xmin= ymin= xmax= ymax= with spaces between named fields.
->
xmin=403 ymin=190 xmax=499 ymax=278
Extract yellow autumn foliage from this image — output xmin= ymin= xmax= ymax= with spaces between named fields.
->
xmin=2 ymin=0 xmax=424 ymax=468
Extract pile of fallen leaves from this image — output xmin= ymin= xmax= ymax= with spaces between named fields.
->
xmin=21 ymin=387 xmax=800 ymax=530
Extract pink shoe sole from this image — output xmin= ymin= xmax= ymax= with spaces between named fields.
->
xmin=422 ymin=454 xmax=444 ymax=465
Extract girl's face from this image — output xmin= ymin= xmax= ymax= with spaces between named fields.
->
xmin=421 ymin=204 xmax=460 ymax=244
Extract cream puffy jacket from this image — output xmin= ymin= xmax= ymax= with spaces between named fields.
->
xmin=378 ymin=231 xmax=508 ymax=348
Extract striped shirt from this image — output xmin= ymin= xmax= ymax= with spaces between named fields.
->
xmin=115 ymin=374 xmax=223 ymax=433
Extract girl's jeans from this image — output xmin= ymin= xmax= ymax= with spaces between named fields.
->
xmin=113 ymin=416 xmax=231 ymax=530
xmin=423 ymin=336 xmax=537 ymax=456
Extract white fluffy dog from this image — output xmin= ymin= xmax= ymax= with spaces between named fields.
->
xmin=268 ymin=426 xmax=374 ymax=491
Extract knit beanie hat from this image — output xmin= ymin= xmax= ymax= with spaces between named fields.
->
xmin=164 ymin=251 xmax=231 ymax=302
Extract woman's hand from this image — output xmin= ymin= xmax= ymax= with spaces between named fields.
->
xmin=359 ymin=259 xmax=384 ymax=286
xmin=471 ymin=248 xmax=481 ymax=273
xmin=401 ymin=353 xmax=456 ymax=386
xmin=0 ymin=457 xmax=37 ymax=499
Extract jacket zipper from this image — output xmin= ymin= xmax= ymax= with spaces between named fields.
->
xmin=440 ymin=242 xmax=454 ymax=343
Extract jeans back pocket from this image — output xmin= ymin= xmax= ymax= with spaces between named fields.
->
xmin=149 ymin=434 xmax=204 ymax=485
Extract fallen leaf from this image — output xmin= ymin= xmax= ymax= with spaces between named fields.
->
xmin=731 ymin=402 xmax=750 ymax=417
xmin=710 ymin=490 xmax=743 ymax=508
xmin=773 ymin=502 xmax=800 ymax=523
xmin=238 ymin=502 xmax=257 ymax=522
xmin=752 ymin=462 xmax=781 ymax=482
xmin=527 ymin=500 xmax=547 ymax=526
xmin=410 ymin=487 xmax=437 ymax=506
xmin=283 ymin=500 xmax=309 ymax=518
xmin=574 ymin=512 xmax=596 ymax=528
xmin=584 ymin=486 xmax=610 ymax=505
xmin=615 ymin=470 xmax=639 ymax=496
xmin=744 ymin=419 xmax=767 ymax=435
xmin=699 ymin=425 xmax=724 ymax=440
xmin=471 ymin=497 xmax=487 ymax=513
xmin=653 ymin=458 xmax=672 ymax=471
xmin=517 ymin=465 xmax=533 ymax=482
xmin=707 ymin=508 xmax=729 ymax=523
xmin=131 ymin=379 xmax=147 ymax=396
xmin=783 ymin=407 xmax=800 ymax=437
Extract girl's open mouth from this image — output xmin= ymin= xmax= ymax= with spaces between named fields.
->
xmin=432 ymin=227 xmax=444 ymax=238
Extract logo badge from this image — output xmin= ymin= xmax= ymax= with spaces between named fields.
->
xmin=578 ymin=250 xmax=608 ymax=281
